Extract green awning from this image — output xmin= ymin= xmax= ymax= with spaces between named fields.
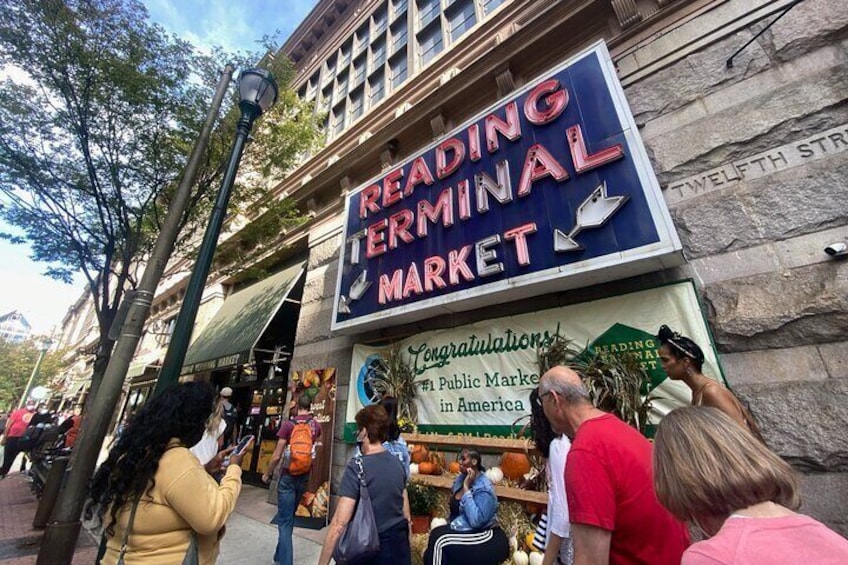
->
xmin=181 ymin=262 xmax=305 ymax=375
xmin=126 ymin=349 xmax=163 ymax=379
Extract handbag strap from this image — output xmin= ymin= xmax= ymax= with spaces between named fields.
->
xmin=354 ymin=454 xmax=366 ymax=486
xmin=118 ymin=497 xmax=141 ymax=559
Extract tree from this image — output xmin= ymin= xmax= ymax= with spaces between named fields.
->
xmin=0 ymin=0 xmax=324 ymax=402
xmin=0 ymin=339 xmax=67 ymax=411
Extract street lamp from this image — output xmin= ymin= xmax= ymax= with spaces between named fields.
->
xmin=155 ymin=68 xmax=278 ymax=394
xmin=18 ymin=339 xmax=52 ymax=409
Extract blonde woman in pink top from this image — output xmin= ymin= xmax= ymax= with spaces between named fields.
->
xmin=652 ymin=406 xmax=848 ymax=565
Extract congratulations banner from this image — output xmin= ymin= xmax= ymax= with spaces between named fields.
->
xmin=344 ymin=281 xmax=718 ymax=440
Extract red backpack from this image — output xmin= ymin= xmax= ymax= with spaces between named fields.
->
xmin=286 ymin=418 xmax=315 ymax=476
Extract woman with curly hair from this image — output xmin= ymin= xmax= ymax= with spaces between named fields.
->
xmin=656 ymin=324 xmax=764 ymax=442
xmin=530 ymin=388 xmax=572 ymax=565
xmin=653 ymin=406 xmax=848 ymax=564
xmin=88 ymin=382 xmax=249 ymax=564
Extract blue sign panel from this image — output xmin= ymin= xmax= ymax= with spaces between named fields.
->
xmin=332 ymin=42 xmax=681 ymax=332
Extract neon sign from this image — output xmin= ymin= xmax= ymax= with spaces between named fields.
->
xmin=332 ymin=42 xmax=681 ymax=332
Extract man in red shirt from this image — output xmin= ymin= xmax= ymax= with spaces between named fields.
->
xmin=0 ymin=401 xmax=36 ymax=478
xmin=539 ymin=365 xmax=689 ymax=565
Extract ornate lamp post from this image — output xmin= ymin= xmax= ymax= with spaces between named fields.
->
xmin=155 ymin=68 xmax=278 ymax=394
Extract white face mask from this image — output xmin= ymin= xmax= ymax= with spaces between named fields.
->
xmin=38 ymin=409 xmax=48 ymax=415
xmin=356 ymin=428 xmax=367 ymax=444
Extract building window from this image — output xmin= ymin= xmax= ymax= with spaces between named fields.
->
xmin=369 ymin=70 xmax=385 ymax=106
xmin=352 ymin=56 xmax=366 ymax=88
xmin=324 ymin=54 xmax=337 ymax=82
xmin=389 ymin=52 xmax=407 ymax=89
xmin=482 ymin=0 xmax=505 ymax=16
xmin=306 ymin=72 xmax=319 ymax=100
xmin=447 ymin=0 xmax=476 ymax=42
xmin=339 ymin=40 xmax=352 ymax=70
xmin=354 ymin=22 xmax=369 ymax=56
xmin=417 ymin=21 xmax=443 ymax=66
xmin=336 ymin=70 xmax=349 ymax=101
xmin=390 ymin=19 xmax=408 ymax=54
xmin=373 ymin=5 xmax=388 ymax=36
xmin=417 ymin=0 xmax=440 ymax=29
xmin=320 ymin=84 xmax=333 ymax=111
xmin=332 ymin=105 xmax=345 ymax=136
xmin=349 ymin=86 xmax=364 ymax=122
xmin=371 ymin=37 xmax=387 ymax=70
xmin=391 ymin=0 xmax=408 ymax=21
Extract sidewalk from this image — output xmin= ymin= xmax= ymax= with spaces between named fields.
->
xmin=0 ymin=472 xmax=99 ymax=564
xmin=0 ymin=467 xmax=326 ymax=564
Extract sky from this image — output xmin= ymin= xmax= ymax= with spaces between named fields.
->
xmin=0 ymin=0 xmax=319 ymax=336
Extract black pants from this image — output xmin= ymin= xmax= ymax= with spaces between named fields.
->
xmin=356 ymin=520 xmax=410 ymax=565
xmin=0 ymin=437 xmax=22 ymax=476
xmin=424 ymin=525 xmax=509 ymax=565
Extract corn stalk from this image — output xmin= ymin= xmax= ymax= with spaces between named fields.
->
xmin=369 ymin=342 xmax=419 ymax=423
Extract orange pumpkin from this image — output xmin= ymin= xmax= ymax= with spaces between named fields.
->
xmin=418 ymin=461 xmax=437 ymax=475
xmin=448 ymin=461 xmax=461 ymax=474
xmin=410 ymin=445 xmax=430 ymax=464
xmin=500 ymin=452 xmax=531 ymax=480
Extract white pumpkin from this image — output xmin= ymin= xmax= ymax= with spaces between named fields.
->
xmin=485 ymin=466 xmax=504 ymax=484
xmin=528 ymin=551 xmax=544 ymax=565
xmin=430 ymin=517 xmax=447 ymax=530
xmin=512 ymin=550 xmax=529 ymax=565
xmin=410 ymin=463 xmax=419 ymax=475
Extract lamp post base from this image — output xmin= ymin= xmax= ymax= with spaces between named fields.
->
xmin=37 ymin=520 xmax=83 ymax=565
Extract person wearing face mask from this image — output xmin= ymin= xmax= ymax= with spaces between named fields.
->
xmin=318 ymin=404 xmax=411 ymax=565
xmin=423 ymin=448 xmax=509 ymax=565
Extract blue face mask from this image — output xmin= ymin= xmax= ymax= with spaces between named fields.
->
xmin=356 ymin=429 xmax=367 ymax=444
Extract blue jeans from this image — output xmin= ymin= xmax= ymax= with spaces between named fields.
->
xmin=271 ymin=473 xmax=309 ymax=565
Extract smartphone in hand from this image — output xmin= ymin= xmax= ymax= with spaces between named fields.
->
xmin=234 ymin=435 xmax=255 ymax=456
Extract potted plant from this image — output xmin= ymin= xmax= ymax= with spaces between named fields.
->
xmin=407 ymin=482 xmax=439 ymax=534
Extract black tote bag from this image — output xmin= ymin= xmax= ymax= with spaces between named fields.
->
xmin=333 ymin=456 xmax=380 ymax=564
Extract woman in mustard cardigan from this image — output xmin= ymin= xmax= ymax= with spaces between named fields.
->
xmin=88 ymin=382 xmax=248 ymax=564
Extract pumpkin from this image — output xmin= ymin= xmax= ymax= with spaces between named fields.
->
xmin=410 ymin=445 xmax=430 ymax=464
xmin=501 ymin=452 xmax=531 ymax=480
xmin=418 ymin=461 xmax=437 ymax=475
xmin=448 ymin=461 xmax=461 ymax=474
xmin=512 ymin=550 xmax=529 ymax=565
xmin=410 ymin=463 xmax=419 ymax=475
xmin=485 ymin=466 xmax=504 ymax=484
xmin=529 ymin=551 xmax=544 ymax=565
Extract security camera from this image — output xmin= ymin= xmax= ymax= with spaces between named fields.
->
xmin=824 ymin=242 xmax=847 ymax=257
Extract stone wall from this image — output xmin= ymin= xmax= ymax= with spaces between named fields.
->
xmin=625 ymin=0 xmax=848 ymax=534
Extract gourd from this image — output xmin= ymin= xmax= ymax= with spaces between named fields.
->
xmin=501 ymin=453 xmax=531 ymax=480
xmin=524 ymin=532 xmax=536 ymax=551
xmin=484 ymin=466 xmax=504 ymax=484
xmin=529 ymin=551 xmax=544 ymax=565
xmin=430 ymin=517 xmax=447 ymax=530
xmin=512 ymin=550 xmax=529 ymax=565
xmin=418 ymin=461 xmax=437 ymax=475
xmin=410 ymin=444 xmax=430 ymax=464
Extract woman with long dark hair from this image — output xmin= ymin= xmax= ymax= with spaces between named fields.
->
xmin=656 ymin=325 xmax=764 ymax=441
xmin=530 ymin=388 xmax=573 ymax=565
xmin=88 ymin=382 xmax=248 ymax=564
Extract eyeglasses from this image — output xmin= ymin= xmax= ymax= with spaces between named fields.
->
xmin=535 ymin=391 xmax=552 ymax=408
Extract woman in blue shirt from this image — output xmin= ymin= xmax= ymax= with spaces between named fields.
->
xmin=423 ymin=448 xmax=509 ymax=565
